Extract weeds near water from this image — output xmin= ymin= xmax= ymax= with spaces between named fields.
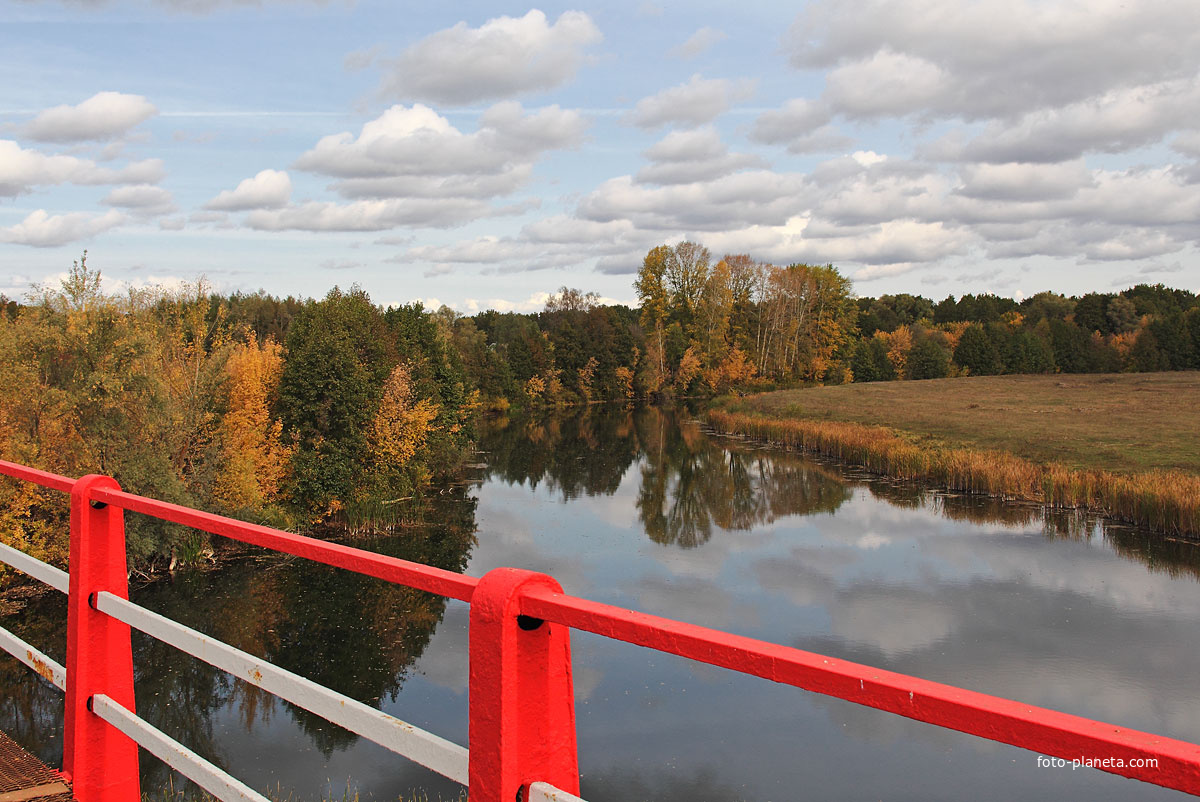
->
xmin=707 ymin=408 xmax=1200 ymax=537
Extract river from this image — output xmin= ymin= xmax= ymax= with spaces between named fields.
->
xmin=3 ymin=405 xmax=1200 ymax=801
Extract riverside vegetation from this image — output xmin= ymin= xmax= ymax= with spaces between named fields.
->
xmin=709 ymin=374 xmax=1200 ymax=536
xmin=2 ymin=246 xmax=1199 ymax=585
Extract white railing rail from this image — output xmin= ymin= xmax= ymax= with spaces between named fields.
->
xmin=91 ymin=694 xmax=271 ymax=802
xmin=0 ymin=540 xmax=472 ymax=799
xmin=93 ymin=591 xmax=469 ymax=784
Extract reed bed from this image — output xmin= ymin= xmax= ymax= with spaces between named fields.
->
xmin=706 ymin=407 xmax=1200 ymax=537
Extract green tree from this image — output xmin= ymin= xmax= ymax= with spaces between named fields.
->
xmin=1147 ymin=312 xmax=1196 ymax=370
xmin=277 ymin=287 xmax=395 ymax=518
xmin=1073 ymin=292 xmax=1114 ymax=335
xmin=1128 ymin=328 xmax=1169 ymax=372
xmin=1048 ymin=319 xmax=1095 ymax=373
xmin=907 ymin=336 xmax=951 ymax=379
xmin=1006 ymin=329 xmax=1055 ymax=374
xmin=1106 ymin=295 xmax=1139 ymax=334
xmin=953 ymin=324 xmax=1001 ymax=375
xmin=850 ymin=337 xmax=894 ymax=382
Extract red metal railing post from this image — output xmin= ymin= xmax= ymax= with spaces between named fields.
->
xmin=469 ymin=567 xmax=579 ymax=802
xmin=65 ymin=474 xmax=140 ymax=802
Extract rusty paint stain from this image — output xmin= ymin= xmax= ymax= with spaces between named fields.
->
xmin=26 ymin=649 xmax=54 ymax=683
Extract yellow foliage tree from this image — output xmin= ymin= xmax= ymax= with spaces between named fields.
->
xmin=675 ymin=344 xmax=703 ymax=393
xmin=368 ymin=363 xmax=439 ymax=475
xmin=577 ymin=356 xmax=599 ymax=403
xmin=524 ymin=374 xmax=547 ymax=403
xmin=877 ymin=325 xmax=913 ymax=379
xmin=702 ymin=345 xmax=757 ymax=393
xmin=213 ymin=335 xmax=294 ymax=511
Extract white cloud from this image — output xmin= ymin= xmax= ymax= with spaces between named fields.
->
xmin=397 ymin=216 xmax=650 ymax=274
xmin=245 ymin=198 xmax=501 ymax=232
xmin=824 ymin=49 xmax=949 ymax=118
xmin=1173 ymin=131 xmax=1200 ymax=158
xmin=101 ymin=184 xmax=177 ymax=215
xmin=636 ymin=127 xmax=766 ymax=185
xmin=263 ymin=102 xmax=583 ymax=231
xmin=294 ymin=103 xmax=583 ymax=190
xmin=0 ymin=140 xmax=164 ymax=196
xmin=579 ymin=170 xmax=806 ymax=231
xmin=669 ymin=27 xmax=728 ymax=60
xmin=625 ymin=74 xmax=756 ymax=129
xmin=205 ymin=169 xmax=292 ymax=211
xmin=24 ymin=92 xmax=157 ymax=143
xmin=955 ymin=160 xmax=1094 ymax=201
xmin=463 ymin=291 xmax=553 ymax=313
xmin=379 ymin=10 xmax=602 ymax=104
xmin=0 ymin=209 xmax=125 ymax=248
xmin=809 ymin=219 xmax=974 ymax=267
xmin=939 ymin=80 xmax=1200 ymax=164
xmin=749 ymin=98 xmax=836 ymax=146
xmin=851 ymin=150 xmax=887 ymax=168
xmin=788 ymin=0 xmax=1200 ymax=120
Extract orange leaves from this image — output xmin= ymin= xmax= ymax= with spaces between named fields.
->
xmin=368 ymin=363 xmax=439 ymax=472
xmin=701 ymin=346 xmax=757 ymax=394
xmin=875 ymin=325 xmax=913 ymax=379
xmin=213 ymin=335 xmax=294 ymax=511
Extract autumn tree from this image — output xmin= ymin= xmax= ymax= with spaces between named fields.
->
xmin=664 ymin=241 xmax=711 ymax=333
xmin=363 ymin=363 xmax=440 ymax=495
xmin=634 ymin=245 xmax=671 ymax=393
xmin=213 ymin=334 xmax=293 ymax=514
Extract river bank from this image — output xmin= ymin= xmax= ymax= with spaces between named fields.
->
xmin=707 ymin=373 xmax=1200 ymax=537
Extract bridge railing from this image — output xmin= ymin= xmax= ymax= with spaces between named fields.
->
xmin=2 ymin=458 xmax=1199 ymax=802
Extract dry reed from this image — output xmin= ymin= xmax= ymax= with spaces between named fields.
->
xmin=706 ymin=407 xmax=1200 ymax=537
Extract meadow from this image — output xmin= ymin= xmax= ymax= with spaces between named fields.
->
xmin=708 ymin=373 xmax=1200 ymax=536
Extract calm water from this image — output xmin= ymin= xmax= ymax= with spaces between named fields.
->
xmin=4 ymin=405 xmax=1200 ymax=801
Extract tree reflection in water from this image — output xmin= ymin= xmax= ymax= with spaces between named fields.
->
xmin=0 ymin=484 xmax=477 ymax=785
xmin=484 ymin=405 xmax=852 ymax=549
xmin=3 ymin=404 xmax=1200 ymax=795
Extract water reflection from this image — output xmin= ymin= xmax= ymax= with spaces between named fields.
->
xmin=482 ymin=407 xmax=852 ymax=549
xmin=0 ymin=591 xmax=65 ymax=766
xmin=2 ymin=406 xmax=1200 ymax=802
xmin=0 ymin=486 xmax=477 ymax=789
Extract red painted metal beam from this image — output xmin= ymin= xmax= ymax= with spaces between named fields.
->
xmin=64 ymin=475 xmax=140 ymax=802
xmin=469 ymin=569 xmax=579 ymax=802
xmin=6 ymin=458 xmax=1200 ymax=795
xmin=85 ymin=485 xmax=478 ymax=603
xmin=518 ymin=586 xmax=1200 ymax=794
xmin=0 ymin=460 xmax=75 ymax=494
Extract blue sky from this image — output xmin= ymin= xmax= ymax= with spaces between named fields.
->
xmin=3 ymin=0 xmax=1200 ymax=312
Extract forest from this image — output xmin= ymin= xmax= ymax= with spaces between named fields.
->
xmin=1 ymin=246 xmax=1198 ymax=577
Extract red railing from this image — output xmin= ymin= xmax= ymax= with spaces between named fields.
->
xmin=2 ymin=457 xmax=1200 ymax=801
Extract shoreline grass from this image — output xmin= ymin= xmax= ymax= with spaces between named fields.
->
xmin=708 ymin=376 xmax=1200 ymax=537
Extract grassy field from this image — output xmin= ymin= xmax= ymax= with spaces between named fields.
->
xmin=724 ymin=372 xmax=1200 ymax=475
xmin=708 ymin=373 xmax=1200 ymax=536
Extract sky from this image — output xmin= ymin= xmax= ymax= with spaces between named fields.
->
xmin=2 ymin=0 xmax=1200 ymax=313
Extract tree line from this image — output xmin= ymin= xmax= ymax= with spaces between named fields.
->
xmin=630 ymin=241 xmax=1200 ymax=388
xmin=2 ymin=247 xmax=1198 ymax=577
